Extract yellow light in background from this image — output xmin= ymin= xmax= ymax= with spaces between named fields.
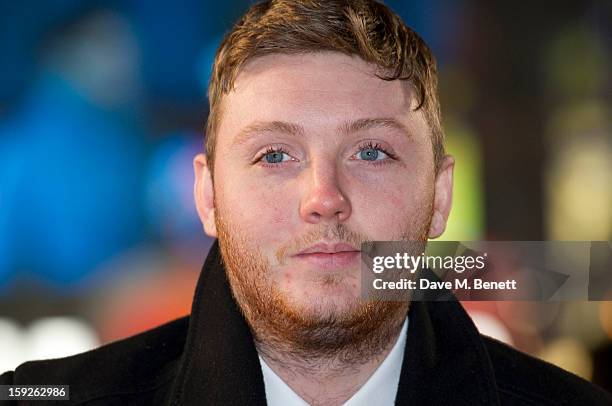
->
xmin=539 ymin=337 xmax=593 ymax=381
xmin=600 ymin=300 xmax=612 ymax=340
xmin=557 ymin=301 xmax=607 ymax=349
xmin=545 ymin=102 xmax=612 ymax=240
xmin=543 ymin=23 xmax=612 ymax=241
xmin=539 ymin=24 xmax=612 ymax=379
xmin=439 ymin=118 xmax=485 ymax=241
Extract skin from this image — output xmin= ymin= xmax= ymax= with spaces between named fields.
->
xmin=194 ymin=52 xmax=454 ymax=405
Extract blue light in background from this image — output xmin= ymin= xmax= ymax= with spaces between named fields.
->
xmin=0 ymin=71 xmax=147 ymax=286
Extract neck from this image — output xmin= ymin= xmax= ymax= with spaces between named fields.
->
xmin=256 ymin=316 xmax=406 ymax=406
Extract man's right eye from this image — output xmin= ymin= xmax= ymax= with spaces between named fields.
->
xmin=256 ymin=147 xmax=296 ymax=166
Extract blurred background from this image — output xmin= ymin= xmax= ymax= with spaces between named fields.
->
xmin=0 ymin=0 xmax=610 ymax=391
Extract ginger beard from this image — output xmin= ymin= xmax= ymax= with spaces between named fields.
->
xmin=215 ymin=197 xmax=433 ymax=363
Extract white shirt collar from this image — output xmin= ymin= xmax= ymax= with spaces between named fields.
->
xmin=259 ymin=317 xmax=408 ymax=406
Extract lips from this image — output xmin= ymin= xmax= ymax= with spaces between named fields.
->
xmin=293 ymin=242 xmax=361 ymax=269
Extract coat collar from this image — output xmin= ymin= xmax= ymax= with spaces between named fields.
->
xmin=168 ymin=240 xmax=500 ymax=405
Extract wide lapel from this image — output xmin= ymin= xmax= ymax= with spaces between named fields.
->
xmin=395 ymin=299 xmax=501 ymax=405
xmin=167 ymin=240 xmax=267 ymax=406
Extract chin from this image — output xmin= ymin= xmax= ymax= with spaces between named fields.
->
xmin=279 ymin=277 xmax=364 ymax=319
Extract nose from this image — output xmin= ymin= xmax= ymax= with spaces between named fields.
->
xmin=299 ymin=162 xmax=351 ymax=224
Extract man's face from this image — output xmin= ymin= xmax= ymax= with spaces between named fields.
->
xmin=195 ymin=52 xmax=453 ymax=349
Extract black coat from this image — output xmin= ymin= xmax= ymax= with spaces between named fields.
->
xmin=2 ymin=240 xmax=611 ymax=405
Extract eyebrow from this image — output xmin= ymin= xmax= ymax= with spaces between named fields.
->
xmin=232 ymin=121 xmax=305 ymax=146
xmin=338 ymin=117 xmax=411 ymax=138
xmin=231 ymin=117 xmax=411 ymax=146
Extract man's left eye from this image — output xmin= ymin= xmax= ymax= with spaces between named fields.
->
xmin=262 ymin=150 xmax=292 ymax=164
xmin=353 ymin=147 xmax=390 ymax=161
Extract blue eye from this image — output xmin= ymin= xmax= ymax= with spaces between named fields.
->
xmin=259 ymin=148 xmax=293 ymax=165
xmin=360 ymin=148 xmax=380 ymax=161
xmin=264 ymin=151 xmax=287 ymax=163
xmin=356 ymin=146 xmax=390 ymax=161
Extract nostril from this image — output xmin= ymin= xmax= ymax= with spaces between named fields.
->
xmin=307 ymin=212 xmax=321 ymax=222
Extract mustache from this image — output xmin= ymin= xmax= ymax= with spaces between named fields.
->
xmin=275 ymin=223 xmax=368 ymax=266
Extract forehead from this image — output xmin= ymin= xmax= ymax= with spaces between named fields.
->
xmin=217 ymin=52 xmax=425 ymax=140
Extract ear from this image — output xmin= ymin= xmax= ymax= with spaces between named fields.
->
xmin=428 ymin=155 xmax=455 ymax=239
xmin=194 ymin=153 xmax=217 ymax=237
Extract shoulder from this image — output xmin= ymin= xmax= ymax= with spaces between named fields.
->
xmin=0 ymin=316 xmax=189 ymax=405
xmin=482 ymin=335 xmax=612 ymax=405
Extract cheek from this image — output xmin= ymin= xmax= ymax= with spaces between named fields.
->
xmin=252 ymin=179 xmax=295 ymax=223
xmin=389 ymin=175 xmax=432 ymax=212
xmin=350 ymin=171 xmax=433 ymax=236
xmin=216 ymin=170 xmax=296 ymax=245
